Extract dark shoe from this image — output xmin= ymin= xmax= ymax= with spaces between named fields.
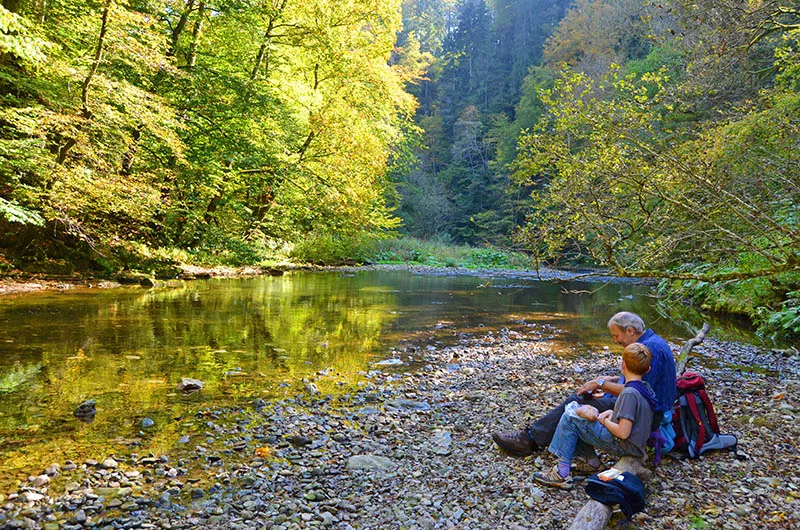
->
xmin=571 ymin=458 xmax=602 ymax=476
xmin=492 ymin=430 xmax=537 ymax=456
xmin=533 ymin=465 xmax=573 ymax=489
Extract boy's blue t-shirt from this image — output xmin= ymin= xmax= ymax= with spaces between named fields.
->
xmin=618 ymin=329 xmax=677 ymax=413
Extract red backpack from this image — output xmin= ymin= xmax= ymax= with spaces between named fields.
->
xmin=672 ymin=371 xmax=737 ymax=458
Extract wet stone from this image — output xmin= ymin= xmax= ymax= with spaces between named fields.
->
xmin=71 ymin=510 xmax=87 ymax=524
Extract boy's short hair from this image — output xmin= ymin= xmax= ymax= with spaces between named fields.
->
xmin=623 ymin=343 xmax=652 ymax=375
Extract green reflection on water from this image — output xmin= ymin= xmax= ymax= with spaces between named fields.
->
xmin=0 ymin=270 xmax=765 ymax=487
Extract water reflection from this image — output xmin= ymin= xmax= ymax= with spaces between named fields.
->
xmin=0 ymin=269 xmax=766 ymax=486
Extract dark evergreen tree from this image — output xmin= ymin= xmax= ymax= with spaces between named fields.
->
xmin=394 ymin=0 xmax=573 ymax=244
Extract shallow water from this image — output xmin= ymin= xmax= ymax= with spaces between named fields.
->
xmin=0 ymin=269 xmax=766 ymax=486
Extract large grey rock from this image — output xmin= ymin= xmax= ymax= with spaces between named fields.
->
xmin=346 ymin=455 xmax=395 ymax=471
xmin=384 ymin=399 xmax=432 ymax=412
xmin=429 ymin=431 xmax=453 ymax=456
xmin=70 ymin=510 xmax=87 ymax=524
xmin=21 ymin=492 xmax=44 ymax=503
xmin=73 ymin=399 xmax=96 ymax=422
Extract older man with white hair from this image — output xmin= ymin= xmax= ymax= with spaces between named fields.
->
xmin=492 ymin=311 xmax=676 ymax=467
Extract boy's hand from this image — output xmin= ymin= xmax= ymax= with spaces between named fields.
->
xmin=597 ymin=410 xmax=613 ymax=424
xmin=576 ymin=405 xmax=599 ymax=421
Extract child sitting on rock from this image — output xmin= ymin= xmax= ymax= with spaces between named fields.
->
xmin=533 ymin=342 xmax=657 ymax=489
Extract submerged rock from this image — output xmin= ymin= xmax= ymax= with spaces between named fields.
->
xmin=176 ymin=378 xmax=204 ymax=393
xmin=374 ymin=358 xmax=404 ymax=366
xmin=73 ymin=399 xmax=96 ymax=422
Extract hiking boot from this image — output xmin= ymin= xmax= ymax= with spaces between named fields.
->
xmin=533 ymin=465 xmax=573 ymax=489
xmin=492 ymin=430 xmax=537 ymax=456
xmin=571 ymin=457 xmax=602 ymax=476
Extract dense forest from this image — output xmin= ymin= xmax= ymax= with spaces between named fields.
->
xmin=392 ymin=0 xmax=800 ymax=337
xmin=1 ymin=0 xmax=799 ymax=336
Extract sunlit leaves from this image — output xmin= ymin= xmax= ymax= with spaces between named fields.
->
xmin=1 ymin=0 xmax=418 ymax=262
xmin=0 ymin=6 xmax=52 ymax=66
xmin=513 ymin=61 xmax=800 ymax=283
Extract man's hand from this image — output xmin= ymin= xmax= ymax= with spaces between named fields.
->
xmin=597 ymin=410 xmax=613 ymax=423
xmin=577 ymin=379 xmax=599 ymax=396
xmin=576 ymin=405 xmax=599 ymax=421
xmin=578 ymin=375 xmax=622 ymax=397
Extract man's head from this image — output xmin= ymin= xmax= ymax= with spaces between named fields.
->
xmin=622 ymin=342 xmax=652 ymax=376
xmin=607 ymin=311 xmax=646 ymax=346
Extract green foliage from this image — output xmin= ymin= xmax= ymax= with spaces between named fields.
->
xmin=763 ymin=292 xmax=800 ymax=337
xmin=775 ymin=28 xmax=800 ymax=91
xmin=0 ymin=363 xmax=41 ymax=394
xmin=0 ymin=197 xmax=43 ymax=226
xmin=624 ymin=45 xmax=683 ymax=80
xmin=362 ymin=236 xmax=532 ymax=269
xmin=0 ymin=6 xmax=51 ymax=66
xmin=392 ymin=0 xmax=572 ymax=245
xmin=0 ymin=0 xmax=417 ymax=271
xmin=290 ymin=233 xmax=381 ymax=265
xmin=467 ymin=248 xmax=511 ymax=268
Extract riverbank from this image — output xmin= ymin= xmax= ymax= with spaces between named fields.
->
xmin=0 ymin=262 xmax=642 ymax=297
xmin=1 ymin=324 xmax=797 ymax=529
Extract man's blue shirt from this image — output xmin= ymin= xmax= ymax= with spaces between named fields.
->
xmin=620 ymin=329 xmax=676 ymax=413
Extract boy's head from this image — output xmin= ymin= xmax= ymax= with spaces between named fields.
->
xmin=622 ymin=342 xmax=652 ymax=376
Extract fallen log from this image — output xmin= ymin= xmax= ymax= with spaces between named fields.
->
xmin=676 ymin=323 xmax=710 ymax=375
xmin=567 ymin=323 xmax=710 ymax=530
xmin=568 ymin=456 xmax=650 ymax=530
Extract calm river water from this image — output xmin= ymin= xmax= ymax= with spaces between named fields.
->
xmin=0 ymin=269 xmax=764 ymax=486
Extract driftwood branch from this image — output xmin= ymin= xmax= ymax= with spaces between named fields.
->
xmin=676 ymin=323 xmax=710 ymax=376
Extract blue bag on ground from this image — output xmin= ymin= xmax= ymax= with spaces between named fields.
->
xmin=584 ymin=471 xmax=646 ymax=518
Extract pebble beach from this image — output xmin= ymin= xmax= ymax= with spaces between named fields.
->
xmin=1 ymin=322 xmax=798 ymax=530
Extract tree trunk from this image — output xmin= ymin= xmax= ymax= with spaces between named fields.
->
xmin=168 ymin=0 xmax=195 ymax=58
xmin=250 ymin=22 xmax=275 ymax=80
xmin=81 ymin=0 xmax=112 ymax=119
xmin=250 ymin=0 xmax=287 ymax=80
xmin=676 ymin=323 xmax=710 ymax=375
xmin=186 ymin=0 xmax=205 ymax=70
xmin=121 ymin=126 xmax=142 ymax=175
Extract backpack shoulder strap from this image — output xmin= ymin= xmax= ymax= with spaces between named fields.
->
xmin=684 ymin=392 xmax=708 ymax=457
xmin=696 ymin=388 xmax=720 ymax=433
